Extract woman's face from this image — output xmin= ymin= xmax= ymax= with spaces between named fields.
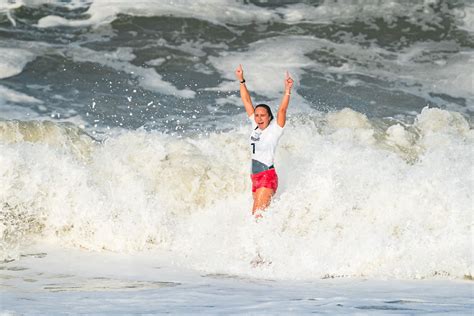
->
xmin=254 ymin=107 xmax=271 ymax=129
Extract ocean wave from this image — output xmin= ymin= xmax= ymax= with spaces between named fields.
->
xmin=5 ymin=0 xmax=465 ymax=34
xmin=1 ymin=107 xmax=472 ymax=280
xmin=1 ymin=0 xmax=472 ymax=129
xmin=210 ymin=36 xmax=474 ymax=112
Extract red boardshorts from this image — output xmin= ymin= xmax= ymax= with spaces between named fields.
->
xmin=251 ymin=169 xmax=278 ymax=193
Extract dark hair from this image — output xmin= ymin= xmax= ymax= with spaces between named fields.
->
xmin=255 ymin=104 xmax=274 ymax=121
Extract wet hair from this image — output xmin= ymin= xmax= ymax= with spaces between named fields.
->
xmin=254 ymin=104 xmax=274 ymax=121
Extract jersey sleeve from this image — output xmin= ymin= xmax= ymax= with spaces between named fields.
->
xmin=269 ymin=119 xmax=284 ymax=137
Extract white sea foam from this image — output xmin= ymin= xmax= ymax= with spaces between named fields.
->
xmin=395 ymin=45 xmax=474 ymax=104
xmin=0 ymin=0 xmax=90 ymax=12
xmin=1 ymin=107 xmax=472 ymax=280
xmin=0 ymin=0 xmax=22 ymax=13
xmin=0 ymin=85 xmax=42 ymax=104
xmin=9 ymin=0 xmax=473 ymax=42
xmin=31 ymin=0 xmax=464 ymax=32
xmin=0 ymin=48 xmax=36 ymax=79
xmin=36 ymin=0 xmax=278 ymax=28
xmin=66 ymin=46 xmax=195 ymax=98
xmin=4 ymin=1 xmax=472 ymax=109
xmin=210 ymin=35 xmax=474 ymax=112
xmin=455 ymin=3 xmax=474 ymax=32
xmin=0 ymin=39 xmax=196 ymax=99
xmin=209 ymin=37 xmax=314 ymax=110
xmin=170 ymin=107 xmax=472 ymax=280
xmin=277 ymin=0 xmax=451 ymax=29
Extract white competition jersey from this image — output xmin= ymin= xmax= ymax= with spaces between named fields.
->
xmin=249 ymin=114 xmax=284 ymax=169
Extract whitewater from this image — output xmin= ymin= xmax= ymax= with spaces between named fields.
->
xmin=1 ymin=106 xmax=472 ymax=279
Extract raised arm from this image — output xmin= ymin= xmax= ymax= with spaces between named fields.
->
xmin=235 ymin=64 xmax=254 ymax=117
xmin=277 ymin=71 xmax=294 ymax=127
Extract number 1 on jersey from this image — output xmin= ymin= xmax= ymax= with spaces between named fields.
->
xmin=251 ymin=143 xmax=255 ymax=154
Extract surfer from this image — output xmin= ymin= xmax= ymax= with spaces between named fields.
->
xmin=235 ymin=64 xmax=293 ymax=217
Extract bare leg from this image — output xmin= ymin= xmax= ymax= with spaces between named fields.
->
xmin=252 ymin=187 xmax=275 ymax=216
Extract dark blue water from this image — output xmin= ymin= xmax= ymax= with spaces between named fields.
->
xmin=0 ymin=0 xmax=472 ymax=133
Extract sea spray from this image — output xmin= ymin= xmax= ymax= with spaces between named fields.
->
xmin=1 ymin=107 xmax=471 ymax=280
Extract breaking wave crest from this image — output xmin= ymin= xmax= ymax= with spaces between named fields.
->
xmin=1 ymin=107 xmax=472 ymax=280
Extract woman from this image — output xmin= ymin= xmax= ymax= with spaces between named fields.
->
xmin=235 ymin=64 xmax=293 ymax=217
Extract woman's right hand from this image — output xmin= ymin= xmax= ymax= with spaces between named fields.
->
xmin=285 ymin=71 xmax=294 ymax=92
xmin=235 ymin=64 xmax=244 ymax=82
